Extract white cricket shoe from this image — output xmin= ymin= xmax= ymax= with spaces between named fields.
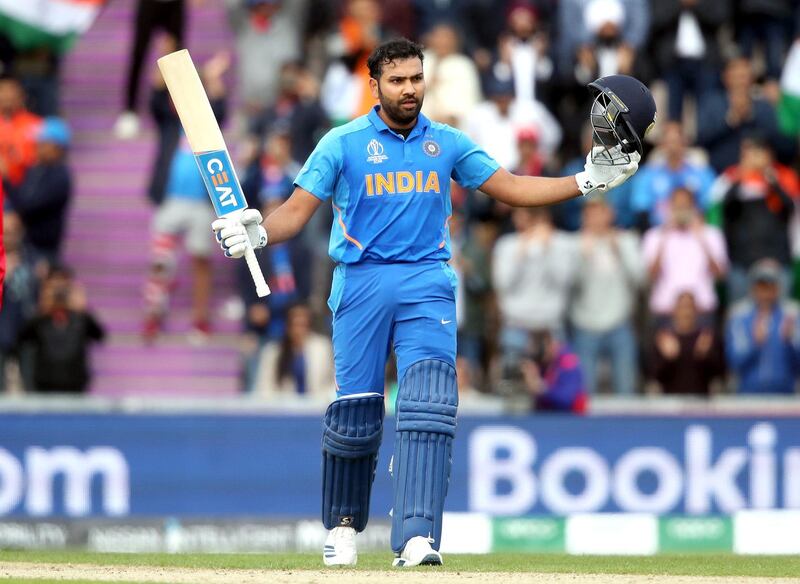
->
xmin=114 ymin=111 xmax=140 ymax=139
xmin=392 ymin=536 xmax=443 ymax=567
xmin=323 ymin=526 xmax=357 ymax=566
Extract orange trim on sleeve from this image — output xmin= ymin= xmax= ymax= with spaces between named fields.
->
xmin=332 ymin=203 xmax=364 ymax=250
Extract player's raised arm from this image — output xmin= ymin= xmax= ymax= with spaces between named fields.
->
xmin=213 ymin=118 xmax=343 ymax=258
xmin=480 ymin=74 xmax=656 ymax=208
xmin=479 ymin=146 xmax=639 ymax=207
xmin=262 ymin=187 xmax=322 ymax=244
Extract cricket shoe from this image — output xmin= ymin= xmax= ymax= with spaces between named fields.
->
xmin=323 ymin=526 xmax=357 ymax=566
xmin=392 ymin=536 xmax=442 ymax=567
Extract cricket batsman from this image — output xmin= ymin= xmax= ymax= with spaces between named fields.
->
xmin=213 ymin=38 xmax=656 ymax=567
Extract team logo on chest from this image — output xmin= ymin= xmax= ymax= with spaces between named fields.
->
xmin=366 ymin=139 xmax=388 ymax=164
xmin=423 ymin=139 xmax=441 ymax=157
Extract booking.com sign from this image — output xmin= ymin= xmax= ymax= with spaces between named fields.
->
xmin=0 ymin=447 xmax=129 ymax=517
xmin=468 ymin=423 xmax=800 ymax=515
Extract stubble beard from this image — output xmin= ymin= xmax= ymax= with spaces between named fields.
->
xmin=378 ymin=87 xmax=423 ymax=127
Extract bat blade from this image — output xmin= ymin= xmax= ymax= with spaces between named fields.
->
xmin=157 ymin=49 xmax=270 ymax=297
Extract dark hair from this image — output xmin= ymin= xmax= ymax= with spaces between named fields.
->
xmin=276 ymin=302 xmax=313 ymax=387
xmin=367 ymin=38 xmax=424 ymax=80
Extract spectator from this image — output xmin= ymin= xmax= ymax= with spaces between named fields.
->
xmin=287 ymin=67 xmax=330 ymax=164
xmin=736 ymin=0 xmax=794 ymax=101
xmin=643 ymin=186 xmax=728 ymax=323
xmin=557 ymin=0 xmax=649 ymax=78
xmin=227 ymin=0 xmax=307 ymax=123
xmin=245 ymin=62 xmax=330 ymax=163
xmin=573 ymin=0 xmax=639 ymax=86
xmin=570 ymin=197 xmax=644 ymax=395
xmin=0 ymin=212 xmax=36 ymax=392
xmin=239 ymin=136 xmax=312 ymax=390
xmin=0 ymin=77 xmax=41 ymax=188
xmin=522 ymin=329 xmax=588 ymax=413
xmin=697 ymin=56 xmax=795 ymax=173
xmin=420 ymin=22 xmax=482 ymax=127
xmin=493 ymin=207 xmax=576 ymax=366
xmin=466 ymin=74 xmax=561 ymax=169
xmin=452 ymin=213 xmax=496 ymax=387
xmin=712 ymin=135 xmax=799 ymax=303
xmin=18 ymin=265 xmax=105 ymax=393
xmin=254 ymin=303 xmax=335 ymax=399
xmin=411 ymin=0 xmax=512 ymax=55
xmin=649 ymin=0 xmax=729 ymax=123
xmin=726 ymin=259 xmax=800 ymax=394
xmin=553 ymin=121 xmax=636 ymax=231
xmin=114 ymin=0 xmax=188 ymax=139
xmin=489 ymin=3 xmax=554 ymax=107
xmin=321 ymin=0 xmax=382 ymax=124
xmin=631 ymin=121 xmax=716 ymax=229
xmin=6 ymin=117 xmax=72 ymax=267
xmin=145 ymin=35 xmax=197 ymax=206
xmin=142 ymin=54 xmax=229 ymax=343
xmin=8 ymin=43 xmax=62 ymax=117
xmin=651 ymin=291 xmax=724 ymax=395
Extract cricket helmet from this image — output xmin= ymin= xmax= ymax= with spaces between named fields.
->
xmin=588 ymin=74 xmax=656 ymax=166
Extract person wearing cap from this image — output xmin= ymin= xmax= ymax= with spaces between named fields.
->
xmin=5 ymin=117 xmax=72 ymax=268
xmin=726 ymin=258 xmax=800 ymax=394
xmin=466 ymin=71 xmax=561 ymax=169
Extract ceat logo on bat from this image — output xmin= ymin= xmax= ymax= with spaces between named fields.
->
xmin=196 ymin=150 xmax=246 ymax=216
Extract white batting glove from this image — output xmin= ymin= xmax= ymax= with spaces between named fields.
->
xmin=575 ymin=146 xmax=640 ymax=196
xmin=211 ymin=209 xmax=267 ymax=259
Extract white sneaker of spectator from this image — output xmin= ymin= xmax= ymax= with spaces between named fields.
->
xmin=114 ymin=111 xmax=140 ymax=139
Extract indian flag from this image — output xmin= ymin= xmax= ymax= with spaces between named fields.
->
xmin=0 ymin=0 xmax=104 ymax=55
xmin=778 ymin=40 xmax=800 ymax=137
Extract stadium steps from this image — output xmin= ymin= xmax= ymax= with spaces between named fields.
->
xmin=60 ymin=0 xmax=244 ymax=398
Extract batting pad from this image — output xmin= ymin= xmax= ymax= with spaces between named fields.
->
xmin=322 ymin=393 xmax=385 ymax=531
xmin=391 ymin=359 xmax=458 ymax=552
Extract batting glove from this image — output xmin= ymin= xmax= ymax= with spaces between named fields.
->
xmin=211 ymin=209 xmax=268 ymax=259
xmin=575 ymin=146 xmax=640 ymax=196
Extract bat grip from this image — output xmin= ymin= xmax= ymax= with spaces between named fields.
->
xmin=244 ymin=245 xmax=270 ymax=297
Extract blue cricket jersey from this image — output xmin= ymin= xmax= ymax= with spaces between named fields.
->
xmin=294 ymin=106 xmax=499 ymax=263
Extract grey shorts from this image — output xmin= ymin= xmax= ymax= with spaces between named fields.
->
xmin=153 ymin=198 xmax=216 ymax=257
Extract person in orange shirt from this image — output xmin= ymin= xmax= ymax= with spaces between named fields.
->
xmin=0 ymin=78 xmax=42 ymax=188
xmin=324 ymin=0 xmax=382 ymax=122
xmin=716 ymin=134 xmax=800 ymax=302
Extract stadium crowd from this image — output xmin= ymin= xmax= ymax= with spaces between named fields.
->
xmin=1 ymin=0 xmax=800 ymax=409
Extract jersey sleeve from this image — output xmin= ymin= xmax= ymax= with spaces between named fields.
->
xmin=451 ymin=130 xmax=500 ymax=190
xmin=293 ymin=130 xmax=343 ymax=201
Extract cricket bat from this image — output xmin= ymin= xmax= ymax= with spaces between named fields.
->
xmin=157 ymin=49 xmax=270 ymax=297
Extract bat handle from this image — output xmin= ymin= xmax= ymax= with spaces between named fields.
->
xmin=244 ymin=245 xmax=270 ymax=297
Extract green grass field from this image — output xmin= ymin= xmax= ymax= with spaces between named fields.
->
xmin=1 ymin=550 xmax=799 ymax=582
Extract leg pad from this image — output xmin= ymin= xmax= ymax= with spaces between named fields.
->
xmin=322 ymin=393 xmax=384 ymax=531
xmin=391 ymin=360 xmax=458 ymax=552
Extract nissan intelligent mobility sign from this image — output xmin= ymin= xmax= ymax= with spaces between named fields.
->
xmin=0 ymin=414 xmax=797 ymax=517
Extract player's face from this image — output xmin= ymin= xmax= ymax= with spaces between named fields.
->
xmin=371 ymin=57 xmax=425 ymax=127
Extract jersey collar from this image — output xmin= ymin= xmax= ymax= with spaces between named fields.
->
xmin=368 ymin=105 xmax=430 ymax=140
